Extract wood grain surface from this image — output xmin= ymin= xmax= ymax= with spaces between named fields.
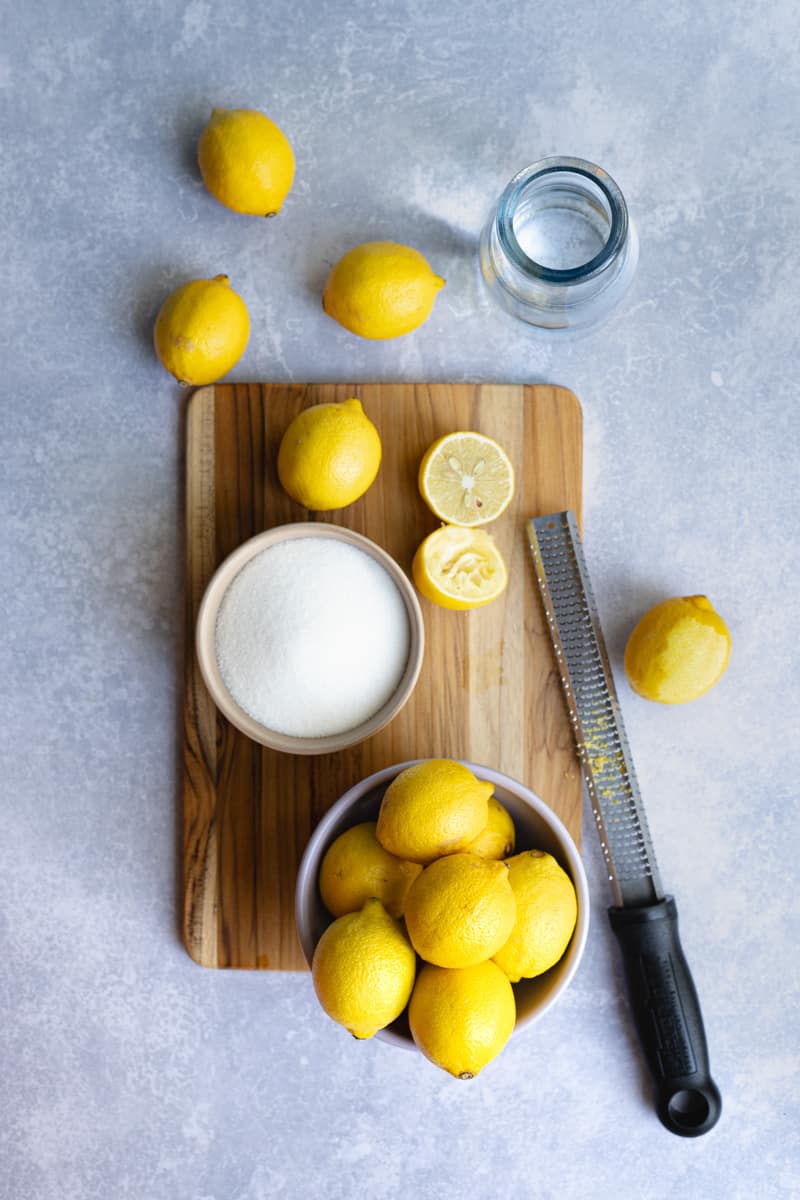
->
xmin=183 ymin=383 xmax=583 ymax=970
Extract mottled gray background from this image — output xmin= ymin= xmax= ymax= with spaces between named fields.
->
xmin=2 ymin=1 xmax=798 ymax=1197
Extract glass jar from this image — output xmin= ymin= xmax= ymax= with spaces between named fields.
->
xmin=479 ymin=157 xmax=638 ymax=334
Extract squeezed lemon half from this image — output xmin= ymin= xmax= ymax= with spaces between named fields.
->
xmin=412 ymin=525 xmax=508 ymax=610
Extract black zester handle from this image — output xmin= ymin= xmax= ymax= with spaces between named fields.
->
xmin=609 ymin=897 xmax=722 ymax=1136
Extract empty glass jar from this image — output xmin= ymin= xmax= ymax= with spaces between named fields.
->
xmin=479 ymin=157 xmax=638 ymax=334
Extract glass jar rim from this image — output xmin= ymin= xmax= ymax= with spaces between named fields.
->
xmin=496 ymin=157 xmax=629 ymax=284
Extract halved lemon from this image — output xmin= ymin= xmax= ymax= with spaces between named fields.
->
xmin=418 ymin=432 xmax=515 ymax=527
xmin=412 ymin=526 xmax=508 ymax=611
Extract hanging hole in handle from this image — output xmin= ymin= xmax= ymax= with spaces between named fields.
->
xmin=667 ymin=1089 xmax=711 ymax=1129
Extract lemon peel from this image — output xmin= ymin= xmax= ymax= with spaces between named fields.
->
xmin=624 ymin=595 xmax=731 ymax=704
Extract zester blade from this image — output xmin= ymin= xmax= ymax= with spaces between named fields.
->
xmin=527 ymin=511 xmax=662 ymax=908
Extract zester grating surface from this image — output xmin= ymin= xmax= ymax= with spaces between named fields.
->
xmin=528 ymin=512 xmax=663 ymax=908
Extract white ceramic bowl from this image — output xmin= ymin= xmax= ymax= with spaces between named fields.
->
xmin=295 ymin=760 xmax=590 ymax=1050
xmin=195 ymin=523 xmax=425 ymax=755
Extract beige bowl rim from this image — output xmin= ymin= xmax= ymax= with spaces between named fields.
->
xmin=195 ymin=523 xmax=425 ymax=755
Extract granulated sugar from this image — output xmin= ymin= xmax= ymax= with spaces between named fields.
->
xmin=215 ymin=538 xmax=411 ymax=738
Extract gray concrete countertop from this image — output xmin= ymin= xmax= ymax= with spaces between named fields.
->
xmin=2 ymin=1 xmax=798 ymax=1197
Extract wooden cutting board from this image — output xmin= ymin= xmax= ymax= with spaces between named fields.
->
xmin=183 ymin=383 xmax=582 ymax=970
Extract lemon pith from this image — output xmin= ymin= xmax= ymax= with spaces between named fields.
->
xmin=419 ymin=432 xmax=515 ymax=527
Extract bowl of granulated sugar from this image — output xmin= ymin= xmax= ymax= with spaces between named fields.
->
xmin=196 ymin=523 xmax=425 ymax=754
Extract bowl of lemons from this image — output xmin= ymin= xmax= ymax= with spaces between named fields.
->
xmin=296 ymin=758 xmax=590 ymax=1079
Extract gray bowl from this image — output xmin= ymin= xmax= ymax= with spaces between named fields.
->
xmin=295 ymin=760 xmax=590 ymax=1051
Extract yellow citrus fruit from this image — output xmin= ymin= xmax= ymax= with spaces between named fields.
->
xmin=408 ymin=962 xmax=516 ymax=1079
xmin=624 ymin=595 xmax=731 ymax=704
xmin=153 ymin=274 xmax=250 ymax=385
xmin=464 ymin=797 xmax=516 ymax=860
xmin=323 ymin=241 xmax=444 ymax=339
xmin=311 ymin=898 xmax=416 ymax=1039
xmin=318 ymin=822 xmax=422 ymax=919
xmin=277 ymin=399 xmax=382 ymax=510
xmin=404 ymin=853 xmax=517 ymax=968
xmin=376 ymin=759 xmax=493 ymax=865
xmin=197 ymin=107 xmax=295 ymax=216
xmin=419 ymin=432 xmax=515 ymax=527
xmin=412 ymin=525 xmax=508 ymax=611
xmin=492 ymin=851 xmax=577 ymax=983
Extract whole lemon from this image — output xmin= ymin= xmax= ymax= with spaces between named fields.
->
xmin=153 ymin=274 xmax=250 ymax=385
xmin=197 ymin=107 xmax=295 ymax=216
xmin=277 ymin=399 xmax=382 ymax=510
xmin=409 ymin=962 xmax=516 ymax=1079
xmin=404 ymin=853 xmax=517 ymax=968
xmin=624 ymin=595 xmax=731 ymax=704
xmin=375 ymin=759 xmax=493 ymax=865
xmin=464 ymin=797 xmax=516 ymax=860
xmin=323 ymin=241 xmax=444 ymax=339
xmin=311 ymin=899 xmax=416 ymax=1040
xmin=492 ymin=851 xmax=577 ymax=983
xmin=319 ymin=822 xmax=422 ymax=919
